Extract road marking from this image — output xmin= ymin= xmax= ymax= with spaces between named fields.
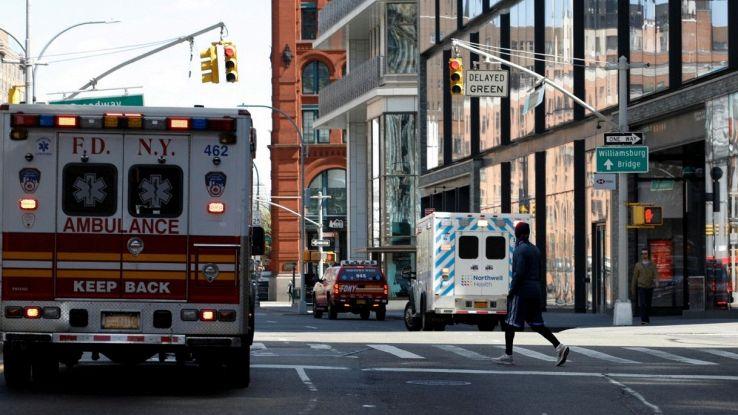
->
xmin=497 ymin=346 xmax=556 ymax=362
xmin=309 ymin=344 xmax=333 ymax=350
xmin=435 ymin=345 xmax=491 ymax=360
xmin=251 ymin=342 xmax=267 ymax=350
xmin=369 ymin=344 xmax=424 ymax=359
xmin=627 ymin=347 xmax=716 ymax=366
xmin=305 ymin=325 xmax=318 ymax=330
xmin=604 ymin=375 xmax=662 ymax=415
xmin=267 ymin=320 xmax=277 ymax=323
xmin=253 ymin=364 xmax=349 ymax=370
xmin=362 ymin=367 xmax=738 ymax=381
xmin=570 ymin=346 xmax=639 ymax=364
xmin=702 ymin=349 xmax=738 ymax=360
xmin=295 ymin=367 xmax=318 ymax=392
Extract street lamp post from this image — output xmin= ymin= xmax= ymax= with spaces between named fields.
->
xmin=239 ymin=103 xmax=309 ymax=314
xmin=32 ymin=19 xmax=120 ymax=102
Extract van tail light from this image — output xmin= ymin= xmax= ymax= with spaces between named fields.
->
xmin=333 ymin=284 xmax=340 ymax=296
xmin=208 ymin=202 xmax=225 ymax=214
xmin=383 ymin=284 xmax=388 ymax=296
xmin=200 ymin=309 xmax=217 ymax=321
xmin=24 ymin=306 xmax=42 ymax=319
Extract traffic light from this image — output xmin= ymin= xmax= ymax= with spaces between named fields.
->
xmin=200 ymin=44 xmax=219 ymax=84
xmin=631 ymin=205 xmax=663 ymax=226
xmin=449 ymin=57 xmax=464 ymax=95
xmin=7 ymin=86 xmax=22 ymax=104
xmin=223 ymin=42 xmax=238 ymax=83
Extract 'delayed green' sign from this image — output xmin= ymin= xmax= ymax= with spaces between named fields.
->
xmin=50 ymin=94 xmax=144 ymax=107
xmin=596 ymin=146 xmax=649 ymax=173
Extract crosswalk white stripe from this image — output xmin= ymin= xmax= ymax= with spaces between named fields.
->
xmin=308 ymin=344 xmax=333 ymax=350
xmin=369 ymin=344 xmax=424 ymax=359
xmin=701 ymin=349 xmax=738 ymax=360
xmin=497 ymin=346 xmax=556 ymax=362
xmin=627 ymin=347 xmax=716 ymax=366
xmin=251 ymin=342 xmax=267 ymax=350
xmin=435 ymin=345 xmax=491 ymax=360
xmin=570 ymin=346 xmax=639 ymax=364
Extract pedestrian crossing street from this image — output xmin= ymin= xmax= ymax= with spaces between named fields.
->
xmin=250 ymin=342 xmax=738 ymax=367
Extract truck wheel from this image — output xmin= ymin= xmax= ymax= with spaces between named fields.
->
xmin=328 ymin=299 xmax=338 ymax=320
xmin=404 ymin=302 xmax=421 ymax=331
xmin=225 ymin=347 xmax=251 ymax=388
xmin=3 ymin=342 xmax=32 ymax=388
xmin=312 ymin=296 xmax=323 ymax=319
xmin=360 ymin=309 xmax=370 ymax=320
xmin=478 ymin=319 xmax=499 ymax=331
xmin=376 ymin=305 xmax=387 ymax=321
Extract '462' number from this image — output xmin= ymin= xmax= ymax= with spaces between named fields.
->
xmin=203 ymin=145 xmax=229 ymax=157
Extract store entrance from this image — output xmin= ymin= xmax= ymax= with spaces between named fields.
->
xmin=632 ymin=141 xmax=705 ymax=313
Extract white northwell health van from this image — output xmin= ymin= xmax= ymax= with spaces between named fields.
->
xmin=405 ymin=212 xmax=530 ymax=331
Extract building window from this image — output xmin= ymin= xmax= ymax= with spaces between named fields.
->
xmin=301 ymin=2 xmax=318 ymax=40
xmin=682 ymin=0 xmax=728 ymax=82
xmin=480 ymin=15 xmax=502 ymax=150
xmin=511 ymin=154 xmax=536 ymax=243
xmin=584 ymin=0 xmax=618 ymax=111
xmin=387 ymin=3 xmax=418 ymax=74
xmin=302 ymin=108 xmax=329 ymax=143
xmin=426 ymin=52 xmax=444 ymax=169
xmin=369 ymin=118 xmax=382 ymax=248
xmin=546 ymin=143 xmax=575 ymax=307
xmin=419 ymin=0 xmax=437 ymax=53
xmin=384 ymin=113 xmax=417 ymax=246
xmin=302 ymin=60 xmax=330 ymax=95
xmin=630 ymin=0 xmax=670 ymax=100
xmin=480 ymin=163 xmax=502 ymax=214
xmin=306 ymin=169 xmax=347 ymax=218
xmin=545 ymin=0 xmax=574 ymax=129
xmin=510 ymin=0 xmax=536 ymax=140
xmin=463 ymin=0 xmax=484 ymax=25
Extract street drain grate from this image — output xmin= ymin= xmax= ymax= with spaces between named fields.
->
xmin=406 ymin=380 xmax=471 ymax=386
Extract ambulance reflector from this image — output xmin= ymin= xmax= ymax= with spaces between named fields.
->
xmin=208 ymin=202 xmax=225 ymax=214
xmin=19 ymin=198 xmax=38 ymax=210
xmin=56 ymin=115 xmax=79 ymax=128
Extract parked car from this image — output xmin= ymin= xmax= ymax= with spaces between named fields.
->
xmin=312 ymin=260 xmax=388 ymax=320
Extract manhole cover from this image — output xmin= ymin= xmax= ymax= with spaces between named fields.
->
xmin=406 ymin=380 xmax=471 ymax=386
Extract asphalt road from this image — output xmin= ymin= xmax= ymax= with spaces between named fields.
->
xmin=1 ymin=306 xmax=737 ymax=415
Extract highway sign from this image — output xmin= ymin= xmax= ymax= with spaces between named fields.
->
xmin=593 ymin=173 xmax=617 ymax=190
xmin=50 ymin=94 xmax=144 ymax=106
xmin=465 ymin=70 xmax=509 ymax=97
xmin=596 ymin=146 xmax=649 ymax=173
xmin=604 ymin=132 xmax=643 ymax=146
xmin=311 ymin=239 xmax=330 ymax=247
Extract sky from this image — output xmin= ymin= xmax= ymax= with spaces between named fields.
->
xmin=1 ymin=0 xmax=272 ymax=194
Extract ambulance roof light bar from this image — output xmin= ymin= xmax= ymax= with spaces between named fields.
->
xmin=340 ymin=260 xmax=378 ymax=266
xmin=9 ymin=111 xmax=237 ymax=133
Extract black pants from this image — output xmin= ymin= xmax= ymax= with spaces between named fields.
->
xmin=638 ymin=287 xmax=654 ymax=323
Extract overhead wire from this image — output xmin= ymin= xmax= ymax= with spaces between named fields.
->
xmin=455 ymin=39 xmax=617 ymax=69
xmin=30 ymin=37 xmax=179 ymax=60
xmin=44 ymin=39 xmax=184 ymax=64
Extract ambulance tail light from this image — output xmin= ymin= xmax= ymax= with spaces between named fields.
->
xmin=24 ymin=306 xmax=42 ymax=319
xmin=208 ymin=118 xmax=236 ymax=132
xmin=333 ymin=284 xmax=340 ymax=296
xmin=19 ymin=198 xmax=38 ymax=210
xmin=125 ymin=113 xmax=143 ymax=129
xmin=5 ymin=306 xmax=22 ymax=318
xmin=56 ymin=115 xmax=79 ymax=128
xmin=11 ymin=113 xmax=39 ymax=127
xmin=383 ymin=284 xmax=388 ymax=296
xmin=10 ymin=128 xmax=28 ymax=140
xmin=208 ymin=202 xmax=225 ymax=214
xmin=200 ymin=309 xmax=217 ymax=321
xmin=104 ymin=113 xmax=123 ymax=128
xmin=167 ymin=117 xmax=190 ymax=130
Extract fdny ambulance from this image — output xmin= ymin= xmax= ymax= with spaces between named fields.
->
xmin=405 ymin=212 xmax=529 ymax=331
xmin=0 ymin=104 xmax=263 ymax=388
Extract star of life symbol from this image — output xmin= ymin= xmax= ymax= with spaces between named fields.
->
xmin=139 ymin=174 xmax=172 ymax=208
xmin=73 ymin=173 xmax=107 ymax=207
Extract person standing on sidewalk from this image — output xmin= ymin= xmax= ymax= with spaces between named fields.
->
xmin=495 ymin=221 xmax=569 ymax=366
xmin=631 ymin=248 xmax=657 ymax=325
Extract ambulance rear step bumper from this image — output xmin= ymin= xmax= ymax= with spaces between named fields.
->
xmin=435 ymin=309 xmax=507 ymax=315
xmin=1 ymin=332 xmax=242 ymax=347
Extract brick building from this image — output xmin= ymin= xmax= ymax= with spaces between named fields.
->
xmin=270 ymin=0 xmax=345 ymax=300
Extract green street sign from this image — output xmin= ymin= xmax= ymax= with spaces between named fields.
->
xmin=596 ymin=146 xmax=649 ymax=173
xmin=50 ymin=94 xmax=144 ymax=107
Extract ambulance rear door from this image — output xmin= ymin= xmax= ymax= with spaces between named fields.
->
xmin=455 ymin=231 xmax=510 ymax=300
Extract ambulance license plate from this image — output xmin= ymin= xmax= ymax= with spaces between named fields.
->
xmin=102 ymin=312 xmax=140 ymax=330
xmin=474 ymin=301 xmax=488 ymax=309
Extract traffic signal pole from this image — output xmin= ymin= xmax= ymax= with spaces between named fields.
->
xmin=452 ymin=39 xmax=637 ymax=324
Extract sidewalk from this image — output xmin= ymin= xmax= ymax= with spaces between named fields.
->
xmin=258 ymin=300 xmax=738 ymax=330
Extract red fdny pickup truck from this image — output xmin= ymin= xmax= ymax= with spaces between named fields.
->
xmin=311 ymin=260 xmax=388 ymax=320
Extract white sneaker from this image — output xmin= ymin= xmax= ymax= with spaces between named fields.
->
xmin=555 ymin=344 xmax=570 ymax=367
xmin=495 ymin=353 xmax=514 ymax=365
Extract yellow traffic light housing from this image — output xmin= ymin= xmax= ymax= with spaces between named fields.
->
xmin=449 ymin=57 xmax=464 ymax=95
xmin=223 ymin=42 xmax=238 ymax=83
xmin=200 ymin=45 xmax=219 ymax=84
xmin=630 ymin=205 xmax=663 ymax=227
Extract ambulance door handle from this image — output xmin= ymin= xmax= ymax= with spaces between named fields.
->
xmin=485 ymin=265 xmax=494 ymax=270
xmin=471 ymin=265 xmax=478 ymax=270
